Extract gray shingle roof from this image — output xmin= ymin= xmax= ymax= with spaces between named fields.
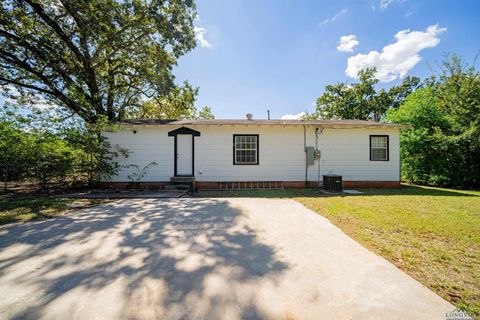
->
xmin=116 ymin=119 xmax=408 ymax=128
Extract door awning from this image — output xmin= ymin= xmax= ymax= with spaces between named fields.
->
xmin=167 ymin=126 xmax=201 ymax=137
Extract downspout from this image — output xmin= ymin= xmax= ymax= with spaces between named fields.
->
xmin=399 ymin=148 xmax=402 ymax=188
xmin=304 ymin=125 xmax=307 ymax=187
xmin=315 ymin=127 xmax=324 ymax=187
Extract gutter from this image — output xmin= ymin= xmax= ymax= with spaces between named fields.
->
xmin=315 ymin=127 xmax=324 ymax=187
xmin=304 ymin=125 xmax=307 ymax=187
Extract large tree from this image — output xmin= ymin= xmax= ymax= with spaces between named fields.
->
xmin=312 ymin=68 xmax=421 ymax=121
xmin=0 ymin=0 xmax=197 ymax=123
xmin=124 ymin=82 xmax=216 ymax=120
xmin=387 ymin=54 xmax=480 ymax=187
xmin=433 ymin=54 xmax=480 ymax=186
xmin=386 ymin=87 xmax=455 ymax=185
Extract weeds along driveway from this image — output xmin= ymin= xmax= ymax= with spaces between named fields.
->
xmin=0 ymin=198 xmax=452 ymax=320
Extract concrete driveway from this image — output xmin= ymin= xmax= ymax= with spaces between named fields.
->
xmin=0 ymin=198 xmax=452 ymax=320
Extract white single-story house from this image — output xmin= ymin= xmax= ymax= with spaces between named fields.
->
xmin=103 ymin=118 xmax=407 ymax=189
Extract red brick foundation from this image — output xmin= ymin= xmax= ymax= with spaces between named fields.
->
xmin=194 ymin=182 xmax=221 ymax=190
xmin=99 ymin=182 xmax=168 ymax=189
xmin=342 ymin=181 xmax=400 ymax=188
xmin=196 ymin=181 xmax=307 ymax=190
xmin=282 ymin=181 xmax=306 ymax=189
xmin=99 ymin=180 xmax=400 ymax=190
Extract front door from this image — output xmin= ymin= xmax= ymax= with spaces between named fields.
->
xmin=176 ymin=134 xmax=193 ymax=176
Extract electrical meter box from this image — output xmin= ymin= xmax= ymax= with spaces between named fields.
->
xmin=305 ymin=147 xmax=315 ymax=165
xmin=314 ymin=149 xmax=321 ymax=159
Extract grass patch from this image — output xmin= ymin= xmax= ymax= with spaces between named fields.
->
xmin=200 ymin=184 xmax=480 ymax=315
xmin=0 ymin=194 xmax=101 ymax=224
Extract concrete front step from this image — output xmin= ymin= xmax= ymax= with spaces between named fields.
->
xmin=170 ymin=176 xmax=195 ymax=183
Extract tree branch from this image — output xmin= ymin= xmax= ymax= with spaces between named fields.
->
xmin=24 ymin=0 xmax=102 ymax=115
xmin=23 ymin=0 xmax=85 ymax=62
xmin=0 ymin=29 xmax=94 ymax=104
xmin=0 ymin=76 xmax=54 ymax=95
xmin=0 ymin=49 xmax=92 ymax=121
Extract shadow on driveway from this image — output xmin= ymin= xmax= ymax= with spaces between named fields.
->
xmin=0 ymin=199 xmax=288 ymax=319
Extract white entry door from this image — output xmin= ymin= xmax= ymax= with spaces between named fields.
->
xmin=176 ymin=134 xmax=193 ymax=175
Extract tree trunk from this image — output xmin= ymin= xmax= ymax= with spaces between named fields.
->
xmin=106 ymin=59 xmax=115 ymax=121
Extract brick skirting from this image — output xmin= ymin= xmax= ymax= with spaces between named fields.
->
xmin=342 ymin=181 xmax=400 ymax=188
xmin=99 ymin=182 xmax=168 ymax=189
xmin=196 ymin=181 xmax=307 ymax=190
xmin=100 ymin=180 xmax=400 ymax=190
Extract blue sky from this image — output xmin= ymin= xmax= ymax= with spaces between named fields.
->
xmin=174 ymin=0 xmax=480 ymax=119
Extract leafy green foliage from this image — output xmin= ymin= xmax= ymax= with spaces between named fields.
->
xmin=0 ymin=121 xmax=34 ymax=188
xmin=196 ymin=106 xmax=215 ymax=119
xmin=0 ymin=115 xmax=127 ymax=189
xmin=0 ymin=122 xmax=78 ymax=189
xmin=312 ymin=68 xmax=421 ymax=121
xmin=387 ymin=88 xmax=456 ymax=185
xmin=0 ymin=0 xmax=197 ymax=123
xmin=33 ymin=135 xmax=77 ymax=189
xmin=126 ymin=162 xmax=158 ymax=185
xmin=126 ymin=83 xmax=197 ymax=119
xmin=313 ymin=55 xmax=478 ymax=188
xmin=387 ymin=55 xmax=480 ymax=187
xmin=125 ymin=83 xmax=215 ymax=120
xmin=435 ymin=55 xmax=480 ymax=186
xmin=63 ymin=116 xmax=129 ymax=186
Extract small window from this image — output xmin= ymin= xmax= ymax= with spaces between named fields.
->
xmin=370 ymin=135 xmax=389 ymax=161
xmin=233 ymin=135 xmax=259 ymax=165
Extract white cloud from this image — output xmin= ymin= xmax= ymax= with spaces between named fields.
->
xmin=319 ymin=8 xmax=348 ymax=27
xmin=281 ymin=112 xmax=306 ymax=120
xmin=345 ymin=24 xmax=446 ymax=82
xmin=377 ymin=0 xmax=405 ymax=11
xmin=194 ymin=26 xmax=211 ymax=48
xmin=337 ymin=34 xmax=359 ymax=53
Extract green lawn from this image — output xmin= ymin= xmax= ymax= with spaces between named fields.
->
xmin=200 ymin=185 xmax=480 ymax=315
xmin=0 ymin=195 xmax=100 ymax=224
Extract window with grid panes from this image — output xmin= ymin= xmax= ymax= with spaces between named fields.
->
xmin=233 ymin=135 xmax=258 ymax=164
xmin=370 ymin=135 xmax=389 ymax=161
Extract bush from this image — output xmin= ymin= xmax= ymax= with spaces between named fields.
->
xmin=64 ymin=117 xmax=127 ymax=187
xmin=387 ymin=64 xmax=480 ymax=188
xmin=0 ymin=122 xmax=33 ymax=189
xmin=0 ymin=117 xmax=126 ymax=191
xmin=387 ymin=88 xmax=451 ymax=185
xmin=32 ymin=137 xmax=77 ymax=189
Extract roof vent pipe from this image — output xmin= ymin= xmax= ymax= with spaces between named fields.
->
xmin=246 ymin=113 xmax=253 ymax=120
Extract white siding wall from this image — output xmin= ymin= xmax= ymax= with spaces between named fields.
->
xmin=195 ymin=126 xmax=305 ymax=181
xmin=307 ymin=127 xmax=400 ymax=182
xmin=104 ymin=125 xmax=400 ymax=182
xmin=104 ymin=127 xmax=173 ymax=182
